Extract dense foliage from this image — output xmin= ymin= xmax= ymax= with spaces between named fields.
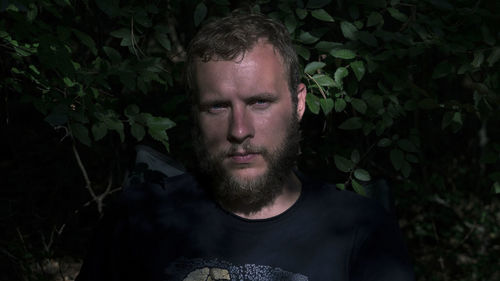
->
xmin=1 ymin=0 xmax=499 ymax=280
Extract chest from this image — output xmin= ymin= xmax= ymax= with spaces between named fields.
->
xmin=131 ymin=210 xmax=356 ymax=281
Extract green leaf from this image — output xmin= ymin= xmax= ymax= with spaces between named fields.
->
xmin=312 ymin=74 xmax=335 ymax=87
xmin=305 ymin=61 xmax=326 ymax=74
xmin=350 ymin=60 xmax=365 ymax=81
xmin=124 ymin=104 xmax=140 ymax=118
xmin=471 ymin=50 xmax=485 ymax=68
xmin=432 ymin=61 xmax=452 ymax=79
xmin=406 ymin=153 xmax=419 ymax=163
xmin=315 ymin=41 xmax=342 ymax=52
xmin=351 ymin=98 xmax=367 ymax=114
xmin=296 ymin=8 xmax=308 ymax=20
xmin=134 ymin=9 xmax=152 ymax=27
xmin=340 ymin=21 xmax=358 ymax=40
xmin=418 ymin=98 xmax=438 ymax=110
xmin=72 ymin=29 xmax=97 ymax=55
xmin=339 ymin=117 xmax=362 ymax=130
xmin=131 ymin=123 xmax=146 ymax=141
xmin=357 ymin=31 xmax=378 ymax=47
xmin=6 ymin=4 xmax=19 ymax=12
xmin=294 ymin=44 xmax=310 ymax=60
xmin=278 ymin=3 xmax=293 ymax=13
xmin=311 ymin=9 xmax=334 ymax=22
xmin=146 ymin=116 xmax=175 ymax=132
xmin=306 ymin=0 xmax=332 ymax=9
xmin=426 ymin=0 xmax=453 ymax=10
xmin=285 ymin=15 xmax=297 ymax=33
xmin=71 ymin=123 xmax=91 ymax=146
xmin=401 ymin=161 xmax=411 ymax=178
xmin=306 ymin=93 xmax=321 ymax=114
xmin=194 ymin=2 xmax=207 ymax=27
xmin=398 ymin=139 xmax=418 ymax=152
xmin=92 ymin=122 xmax=108 ymax=141
xmin=336 ymin=183 xmax=346 ymax=190
xmin=481 ymin=24 xmax=495 ymax=46
xmin=367 ymin=12 xmax=383 ymax=27
xmin=11 ymin=67 xmax=23 ymax=75
xmin=487 ymin=47 xmax=500 ymax=67
xmin=489 ymin=172 xmax=500 ymax=182
xmin=363 ymin=92 xmax=384 ymax=110
xmin=330 ymin=49 xmax=356 ymax=59
xmin=351 ymin=149 xmax=360 ymax=163
xmin=493 ymin=182 xmax=500 ymax=194
xmin=29 ymin=65 xmax=40 ymax=75
xmin=352 ymin=179 xmax=367 ymax=196
xmin=335 ymin=98 xmax=347 ymax=112
xmin=146 ymin=116 xmax=175 ymax=146
xmin=45 ymin=112 xmax=68 ymax=126
xmin=320 ymin=98 xmax=334 ymax=115
xmin=63 ymin=77 xmax=75 ymax=87
xmin=354 ymin=169 xmax=371 ymax=181
xmin=390 ymin=148 xmax=405 ymax=170
xmin=155 ymin=32 xmax=172 ymax=51
xmin=103 ymin=46 xmax=122 ymax=63
xmin=213 ymin=0 xmax=230 ymax=5
xmin=27 ymin=3 xmax=38 ymax=22
xmin=110 ymin=28 xmax=130 ymax=38
xmin=95 ymin=0 xmax=119 ymax=17
xmin=334 ymin=67 xmax=349 ymax=88
xmin=334 ymin=154 xmax=354 ymax=172
xmin=98 ymin=111 xmax=125 ymax=142
xmin=451 ymin=111 xmax=463 ymax=125
xmin=387 ymin=7 xmax=408 ymax=22
xmin=299 ymin=31 xmax=320 ymax=44
xmin=377 ymin=138 xmax=392 ymax=147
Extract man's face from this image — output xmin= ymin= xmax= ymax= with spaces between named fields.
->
xmin=194 ymin=41 xmax=306 ymax=213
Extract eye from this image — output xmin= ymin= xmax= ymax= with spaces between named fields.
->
xmin=250 ymin=99 xmax=271 ymax=109
xmin=205 ymin=103 xmax=229 ymax=114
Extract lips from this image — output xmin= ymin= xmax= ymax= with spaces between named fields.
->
xmin=228 ymin=152 xmax=260 ymax=164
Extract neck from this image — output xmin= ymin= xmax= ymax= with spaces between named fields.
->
xmin=233 ymin=172 xmax=302 ymax=220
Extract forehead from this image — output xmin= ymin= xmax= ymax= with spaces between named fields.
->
xmin=194 ymin=42 xmax=289 ymax=99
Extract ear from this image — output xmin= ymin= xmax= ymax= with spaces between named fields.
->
xmin=296 ymin=83 xmax=307 ymax=121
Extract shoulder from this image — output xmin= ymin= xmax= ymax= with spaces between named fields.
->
xmin=300 ymin=173 xmax=389 ymax=224
xmin=108 ymin=171 xmax=209 ymax=225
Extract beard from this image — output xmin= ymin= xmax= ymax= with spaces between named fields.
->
xmin=193 ymin=113 xmax=301 ymax=215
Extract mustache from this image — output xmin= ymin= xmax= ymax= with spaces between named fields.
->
xmin=225 ymin=143 xmax=266 ymax=157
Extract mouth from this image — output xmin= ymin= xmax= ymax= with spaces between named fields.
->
xmin=227 ymin=151 xmax=260 ymax=164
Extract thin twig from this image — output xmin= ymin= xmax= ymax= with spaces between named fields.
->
xmin=130 ymin=17 xmax=138 ymax=57
xmin=72 ymin=142 xmax=96 ymax=199
xmin=457 ymin=221 xmax=477 ymax=247
xmin=305 ymin=73 xmax=327 ymax=99
xmin=167 ymin=16 xmax=186 ymax=62
xmin=432 ymin=218 xmax=440 ymax=242
xmin=54 ymin=126 xmax=70 ymax=142
xmin=130 ymin=17 xmax=145 ymax=58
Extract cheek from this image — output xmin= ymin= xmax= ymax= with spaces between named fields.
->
xmin=257 ymin=113 xmax=291 ymax=140
xmin=199 ymin=117 xmax=228 ymax=146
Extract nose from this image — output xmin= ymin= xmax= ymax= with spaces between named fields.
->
xmin=227 ymin=106 xmax=254 ymax=143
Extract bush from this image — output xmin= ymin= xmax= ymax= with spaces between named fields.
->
xmin=1 ymin=0 xmax=499 ymax=280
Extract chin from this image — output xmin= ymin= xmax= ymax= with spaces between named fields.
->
xmin=227 ymin=166 xmax=267 ymax=180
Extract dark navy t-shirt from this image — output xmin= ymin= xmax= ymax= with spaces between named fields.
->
xmin=76 ymin=172 xmax=414 ymax=281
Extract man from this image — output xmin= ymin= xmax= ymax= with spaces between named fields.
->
xmin=76 ymin=13 xmax=414 ymax=281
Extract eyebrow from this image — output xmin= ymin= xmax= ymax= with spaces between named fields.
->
xmin=243 ymin=93 xmax=278 ymax=103
xmin=199 ymin=92 xmax=278 ymax=106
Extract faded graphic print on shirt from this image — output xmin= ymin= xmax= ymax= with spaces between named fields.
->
xmin=165 ymin=257 xmax=308 ymax=281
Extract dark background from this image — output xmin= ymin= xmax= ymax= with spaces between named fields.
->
xmin=1 ymin=0 xmax=499 ymax=280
